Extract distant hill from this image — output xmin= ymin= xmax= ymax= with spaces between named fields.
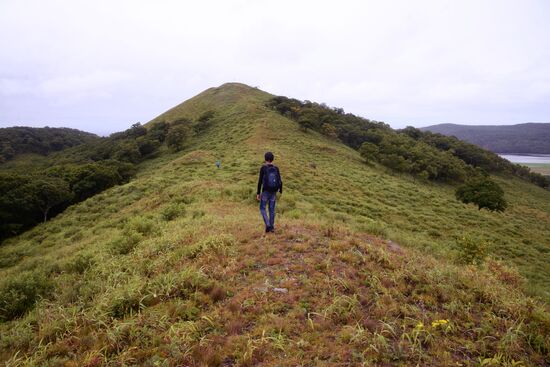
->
xmin=0 ymin=126 xmax=99 ymax=163
xmin=420 ymin=123 xmax=550 ymax=154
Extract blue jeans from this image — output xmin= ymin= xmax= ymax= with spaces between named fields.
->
xmin=260 ymin=191 xmax=277 ymax=229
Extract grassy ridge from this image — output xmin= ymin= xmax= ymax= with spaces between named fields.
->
xmin=0 ymin=83 xmax=549 ymax=365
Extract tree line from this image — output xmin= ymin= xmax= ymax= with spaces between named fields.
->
xmin=0 ymin=126 xmax=99 ymax=163
xmin=267 ymin=96 xmax=549 ymax=189
xmin=268 ymin=96 xmax=473 ymax=182
xmin=0 ymin=111 xmax=216 ymax=242
xmin=400 ymin=127 xmax=549 ymax=188
xmin=267 ymin=96 xmax=550 ymax=212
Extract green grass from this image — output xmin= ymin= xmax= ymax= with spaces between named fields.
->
xmin=0 ymin=83 xmax=549 ymax=365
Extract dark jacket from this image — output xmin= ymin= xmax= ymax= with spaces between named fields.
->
xmin=257 ymin=164 xmax=283 ymax=195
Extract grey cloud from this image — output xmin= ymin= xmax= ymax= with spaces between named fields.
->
xmin=1 ymin=0 xmax=549 ymax=134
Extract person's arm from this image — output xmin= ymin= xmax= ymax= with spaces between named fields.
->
xmin=278 ymin=167 xmax=283 ymax=194
xmin=257 ymin=166 xmax=264 ymax=196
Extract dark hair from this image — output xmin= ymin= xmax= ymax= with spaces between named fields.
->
xmin=264 ymin=151 xmax=274 ymax=162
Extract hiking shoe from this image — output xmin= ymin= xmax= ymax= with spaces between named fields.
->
xmin=265 ymin=226 xmax=271 ymax=233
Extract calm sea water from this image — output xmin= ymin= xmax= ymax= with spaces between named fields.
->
xmin=499 ymin=154 xmax=550 ymax=164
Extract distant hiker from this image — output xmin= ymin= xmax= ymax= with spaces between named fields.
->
xmin=257 ymin=152 xmax=283 ymax=233
xmin=215 ymin=160 xmax=221 ymax=169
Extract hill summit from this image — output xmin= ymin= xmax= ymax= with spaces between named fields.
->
xmin=147 ymin=82 xmax=269 ymax=125
xmin=0 ymin=83 xmax=549 ymax=366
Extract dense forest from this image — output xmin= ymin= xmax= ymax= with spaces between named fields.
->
xmin=0 ymin=126 xmax=99 ymax=163
xmin=267 ymin=96 xmax=550 ymax=190
xmin=421 ymin=122 xmax=550 ymax=154
xmin=0 ymin=113 xmax=215 ymax=241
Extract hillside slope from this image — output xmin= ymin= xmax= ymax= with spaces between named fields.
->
xmin=420 ymin=123 xmax=550 ymax=154
xmin=0 ymin=83 xmax=549 ymax=366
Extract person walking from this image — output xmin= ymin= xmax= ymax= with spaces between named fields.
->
xmin=256 ymin=152 xmax=283 ymax=233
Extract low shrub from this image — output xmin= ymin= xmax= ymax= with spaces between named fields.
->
xmin=0 ymin=271 xmax=53 ymax=321
xmin=65 ymin=253 xmax=95 ymax=274
xmin=106 ymin=268 xmax=208 ymax=319
xmin=161 ymin=203 xmax=186 ymax=221
xmin=0 ymin=250 xmax=26 ymax=269
xmin=191 ymin=210 xmax=205 ymax=219
xmin=485 ymin=259 xmax=525 ymax=288
xmin=166 ymin=299 xmax=200 ymax=320
xmin=109 ymin=287 xmax=143 ymax=319
xmin=455 ymin=235 xmax=489 ymax=265
xmin=109 ymin=232 xmax=142 ymax=255
xmin=124 ymin=216 xmax=157 ymax=236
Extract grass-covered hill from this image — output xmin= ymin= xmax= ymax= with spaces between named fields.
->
xmin=0 ymin=83 xmax=549 ymax=366
xmin=0 ymin=126 xmax=99 ymax=163
xmin=421 ymin=123 xmax=550 ymax=154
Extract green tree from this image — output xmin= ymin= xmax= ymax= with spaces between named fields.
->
xmin=363 ymin=129 xmax=386 ymax=145
xmin=148 ymin=121 xmax=169 ymax=142
xmin=321 ymin=123 xmax=338 ymax=139
xmin=380 ymin=153 xmax=411 ymax=173
xmin=126 ymin=122 xmax=147 ymax=138
xmin=195 ymin=111 xmax=215 ymax=134
xmin=455 ymin=178 xmax=507 ymax=212
xmin=359 ymin=142 xmax=379 ymax=162
xmin=113 ymin=140 xmax=141 ymax=163
xmin=69 ymin=163 xmax=123 ymax=201
xmin=0 ymin=174 xmax=34 ymax=238
xmin=136 ymin=136 xmax=160 ymax=156
xmin=400 ymin=126 xmax=423 ymax=140
xmin=21 ymin=177 xmax=73 ymax=222
xmin=298 ymin=116 xmax=314 ymax=132
xmin=166 ymin=124 xmax=193 ymax=152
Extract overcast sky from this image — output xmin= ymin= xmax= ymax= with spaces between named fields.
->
xmin=1 ymin=0 xmax=549 ymax=135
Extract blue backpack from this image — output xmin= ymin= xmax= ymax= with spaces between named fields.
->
xmin=264 ymin=165 xmax=280 ymax=192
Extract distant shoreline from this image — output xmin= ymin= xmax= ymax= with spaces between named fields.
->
xmin=498 ymin=154 xmax=550 ymax=163
xmin=498 ymin=154 xmax=550 ymax=176
xmin=497 ymin=153 xmax=550 ymax=157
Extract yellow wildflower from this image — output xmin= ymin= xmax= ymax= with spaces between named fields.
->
xmin=431 ymin=319 xmax=449 ymax=328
